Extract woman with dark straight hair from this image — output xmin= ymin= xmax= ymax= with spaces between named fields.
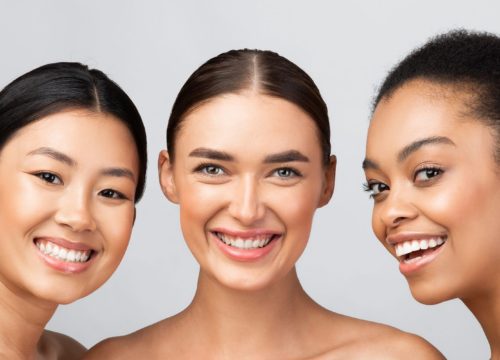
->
xmin=0 ymin=62 xmax=147 ymax=359
xmin=88 ymin=49 xmax=442 ymax=359
xmin=363 ymin=30 xmax=500 ymax=358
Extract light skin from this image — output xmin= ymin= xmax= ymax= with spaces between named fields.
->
xmin=86 ymin=92 xmax=443 ymax=359
xmin=363 ymin=80 xmax=500 ymax=358
xmin=0 ymin=109 xmax=139 ymax=359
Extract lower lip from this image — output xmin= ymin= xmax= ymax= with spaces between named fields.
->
xmin=34 ymin=243 xmax=95 ymax=274
xmin=398 ymin=242 xmax=446 ymax=276
xmin=211 ymin=232 xmax=281 ymax=262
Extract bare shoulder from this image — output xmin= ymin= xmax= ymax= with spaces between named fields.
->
xmin=323 ymin=314 xmax=444 ymax=359
xmin=84 ymin=317 xmax=180 ymax=360
xmin=40 ymin=330 xmax=86 ymax=360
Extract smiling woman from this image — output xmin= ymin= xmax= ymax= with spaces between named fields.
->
xmin=86 ymin=50 xmax=443 ymax=359
xmin=363 ymin=30 xmax=500 ymax=359
xmin=0 ymin=63 xmax=147 ymax=359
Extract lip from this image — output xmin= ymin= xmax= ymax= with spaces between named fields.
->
xmin=210 ymin=228 xmax=282 ymax=262
xmin=33 ymin=236 xmax=97 ymax=274
xmin=386 ymin=232 xmax=448 ymax=276
xmin=386 ymin=232 xmax=448 ymax=245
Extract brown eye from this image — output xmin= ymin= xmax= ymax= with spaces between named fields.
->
xmin=35 ymin=172 xmax=62 ymax=185
xmin=99 ymin=189 xmax=126 ymax=200
xmin=414 ymin=167 xmax=443 ymax=183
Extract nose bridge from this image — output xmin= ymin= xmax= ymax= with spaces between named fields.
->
xmin=380 ymin=181 xmax=417 ymax=227
xmin=228 ymin=174 xmax=264 ymax=224
xmin=55 ymin=182 xmax=96 ymax=232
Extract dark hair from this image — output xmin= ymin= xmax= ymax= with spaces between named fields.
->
xmin=0 ymin=62 xmax=147 ymax=201
xmin=167 ymin=49 xmax=331 ymax=165
xmin=374 ymin=29 xmax=500 ymax=162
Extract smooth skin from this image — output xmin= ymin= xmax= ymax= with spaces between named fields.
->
xmin=87 ymin=93 xmax=443 ymax=359
xmin=363 ymin=80 xmax=500 ymax=358
xmin=0 ymin=109 xmax=139 ymax=359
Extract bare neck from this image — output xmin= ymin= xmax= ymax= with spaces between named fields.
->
xmin=184 ymin=267 xmax=320 ymax=356
xmin=0 ymin=280 xmax=56 ymax=359
xmin=463 ymin=282 xmax=500 ymax=360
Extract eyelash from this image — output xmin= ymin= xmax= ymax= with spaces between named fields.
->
xmin=99 ymin=189 xmax=128 ymax=200
xmin=413 ymin=166 xmax=444 ymax=184
xmin=193 ymin=163 xmax=302 ymax=179
xmin=34 ymin=171 xmax=63 ymax=185
xmin=33 ymin=172 xmax=128 ymax=200
xmin=193 ymin=163 xmax=227 ymax=176
xmin=271 ymin=167 xmax=302 ymax=179
xmin=363 ymin=166 xmax=445 ymax=199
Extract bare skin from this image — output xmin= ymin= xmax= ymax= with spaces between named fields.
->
xmin=0 ymin=110 xmax=139 ymax=359
xmin=86 ymin=269 xmax=441 ymax=359
xmin=86 ymin=93 xmax=443 ymax=359
xmin=364 ymin=80 xmax=500 ymax=358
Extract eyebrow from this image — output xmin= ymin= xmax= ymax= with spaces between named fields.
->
xmin=397 ymin=136 xmax=455 ymax=162
xmin=28 ymin=147 xmax=135 ymax=181
xmin=263 ymin=150 xmax=309 ymax=163
xmin=189 ymin=148 xmax=234 ymax=161
xmin=101 ymin=168 xmax=136 ymax=181
xmin=189 ymin=147 xmax=310 ymax=164
xmin=362 ymin=136 xmax=456 ymax=170
xmin=28 ymin=147 xmax=75 ymax=166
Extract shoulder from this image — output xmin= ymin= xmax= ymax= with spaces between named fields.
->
xmin=40 ymin=330 xmax=86 ymax=359
xmin=84 ymin=319 xmax=179 ymax=359
xmin=325 ymin=315 xmax=444 ymax=359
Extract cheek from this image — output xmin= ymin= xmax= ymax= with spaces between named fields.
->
xmin=96 ymin=205 xmax=135 ymax=261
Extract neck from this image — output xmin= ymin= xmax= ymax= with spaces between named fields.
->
xmin=185 ymin=267 xmax=318 ymax=356
xmin=463 ymin=281 xmax=500 ymax=359
xmin=0 ymin=279 xmax=56 ymax=359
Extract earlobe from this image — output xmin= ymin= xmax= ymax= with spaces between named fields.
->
xmin=318 ymin=155 xmax=336 ymax=207
xmin=158 ymin=150 xmax=179 ymax=204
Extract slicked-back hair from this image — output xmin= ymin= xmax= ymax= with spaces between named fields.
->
xmin=166 ymin=49 xmax=331 ymax=166
xmin=0 ymin=62 xmax=147 ymax=201
xmin=374 ymin=29 xmax=500 ymax=162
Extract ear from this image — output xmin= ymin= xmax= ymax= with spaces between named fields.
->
xmin=158 ymin=150 xmax=179 ymax=204
xmin=318 ymin=155 xmax=336 ymax=208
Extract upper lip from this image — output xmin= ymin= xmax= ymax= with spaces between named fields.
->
xmin=211 ymin=228 xmax=283 ymax=239
xmin=385 ymin=232 xmax=448 ymax=246
xmin=34 ymin=236 xmax=96 ymax=252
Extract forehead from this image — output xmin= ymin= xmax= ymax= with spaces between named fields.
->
xmin=2 ymin=109 xmax=138 ymax=170
xmin=368 ymin=81 xmax=470 ymax=150
xmin=176 ymin=93 xmax=321 ymax=156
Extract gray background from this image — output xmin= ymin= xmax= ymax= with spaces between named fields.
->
xmin=1 ymin=1 xmax=497 ymax=358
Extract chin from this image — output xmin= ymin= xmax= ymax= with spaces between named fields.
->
xmin=407 ymin=280 xmax=455 ymax=305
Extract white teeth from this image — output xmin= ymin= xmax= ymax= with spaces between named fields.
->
xmin=216 ymin=232 xmax=275 ymax=249
xmin=35 ymin=240 xmax=91 ymax=263
xmin=393 ymin=237 xmax=446 ymax=257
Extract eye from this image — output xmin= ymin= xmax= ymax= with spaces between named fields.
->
xmin=99 ymin=189 xmax=127 ymax=200
xmin=414 ymin=167 xmax=443 ymax=183
xmin=194 ymin=163 xmax=226 ymax=176
xmin=34 ymin=172 xmax=63 ymax=185
xmin=272 ymin=167 xmax=301 ymax=179
xmin=363 ymin=181 xmax=389 ymax=198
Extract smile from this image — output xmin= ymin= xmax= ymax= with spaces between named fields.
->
xmin=394 ymin=236 xmax=447 ymax=263
xmin=35 ymin=239 xmax=93 ymax=263
xmin=214 ymin=231 xmax=278 ymax=250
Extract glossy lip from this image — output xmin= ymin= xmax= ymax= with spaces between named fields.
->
xmin=385 ymin=232 xmax=448 ymax=276
xmin=33 ymin=236 xmax=98 ymax=274
xmin=210 ymin=227 xmax=283 ymax=262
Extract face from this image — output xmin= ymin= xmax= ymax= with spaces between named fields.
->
xmin=363 ymin=80 xmax=500 ymax=304
xmin=0 ymin=109 xmax=139 ymax=305
xmin=159 ymin=93 xmax=335 ymax=291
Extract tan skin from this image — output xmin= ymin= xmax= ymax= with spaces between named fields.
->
xmin=363 ymin=80 xmax=500 ymax=359
xmin=0 ymin=109 xmax=139 ymax=359
xmin=86 ymin=93 xmax=443 ymax=359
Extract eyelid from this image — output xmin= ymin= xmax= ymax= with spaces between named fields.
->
xmin=33 ymin=171 xmax=64 ymax=185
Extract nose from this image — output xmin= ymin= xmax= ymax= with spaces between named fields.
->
xmin=228 ymin=175 xmax=265 ymax=225
xmin=54 ymin=186 xmax=97 ymax=232
xmin=378 ymin=187 xmax=418 ymax=229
